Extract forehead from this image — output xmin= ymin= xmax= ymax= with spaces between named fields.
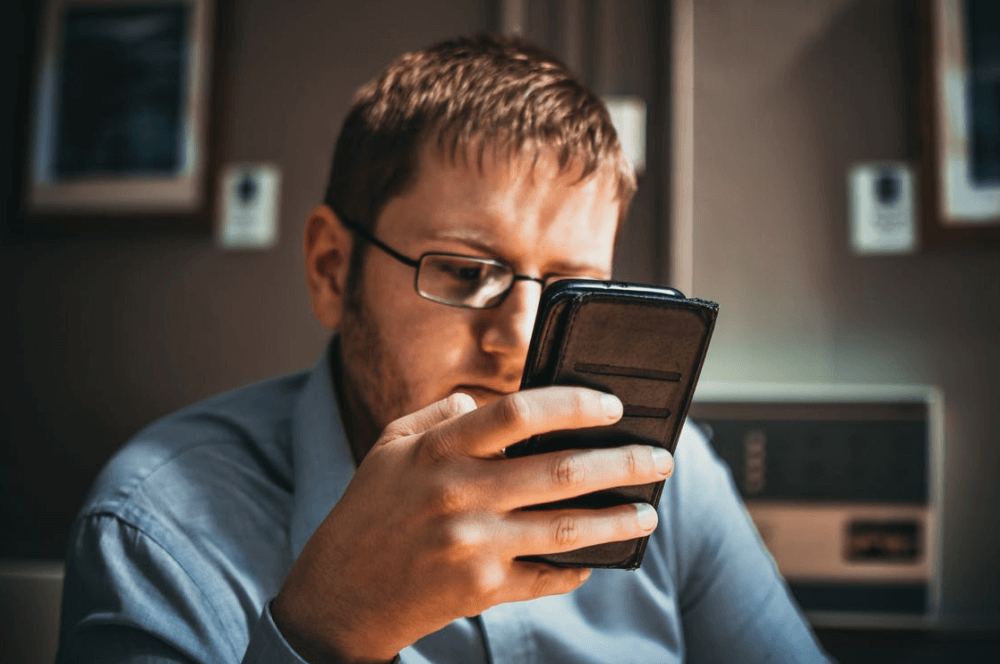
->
xmin=376 ymin=141 xmax=620 ymax=271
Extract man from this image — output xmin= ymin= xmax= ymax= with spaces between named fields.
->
xmin=57 ymin=35 xmax=828 ymax=663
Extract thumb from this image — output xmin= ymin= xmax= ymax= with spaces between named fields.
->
xmin=378 ymin=392 xmax=478 ymax=442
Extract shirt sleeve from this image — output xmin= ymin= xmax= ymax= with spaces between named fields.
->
xmin=667 ymin=423 xmax=832 ymax=664
xmin=241 ymin=603 xmax=310 ymax=664
xmin=242 ymin=607 xmax=403 ymax=664
xmin=56 ymin=512 xmax=308 ymax=664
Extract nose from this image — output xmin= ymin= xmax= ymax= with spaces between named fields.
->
xmin=478 ymin=279 xmax=542 ymax=363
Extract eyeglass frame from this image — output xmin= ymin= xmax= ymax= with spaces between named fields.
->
xmin=335 ymin=211 xmax=551 ymax=309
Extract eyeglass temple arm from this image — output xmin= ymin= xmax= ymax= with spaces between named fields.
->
xmin=335 ymin=212 xmax=421 ymax=268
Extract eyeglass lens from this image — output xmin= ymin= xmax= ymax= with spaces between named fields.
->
xmin=416 ymin=254 xmax=515 ymax=308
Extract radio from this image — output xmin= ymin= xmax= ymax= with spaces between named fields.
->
xmin=689 ymin=383 xmax=943 ymax=628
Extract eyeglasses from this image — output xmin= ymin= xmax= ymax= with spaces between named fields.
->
xmin=338 ymin=213 xmax=564 ymax=309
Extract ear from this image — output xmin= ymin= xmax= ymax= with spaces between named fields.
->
xmin=303 ymin=204 xmax=354 ymax=330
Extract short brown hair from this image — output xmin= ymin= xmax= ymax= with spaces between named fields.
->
xmin=323 ymin=34 xmax=637 ymax=232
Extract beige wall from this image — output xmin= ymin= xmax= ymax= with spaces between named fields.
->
xmin=691 ymin=0 xmax=1000 ymax=622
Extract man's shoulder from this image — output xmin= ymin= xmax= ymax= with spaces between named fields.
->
xmin=655 ymin=419 xmax=743 ymax=536
xmin=81 ymin=370 xmax=310 ymax=521
xmin=61 ymin=372 xmax=313 ymax=659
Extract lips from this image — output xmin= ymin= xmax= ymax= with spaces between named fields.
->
xmin=453 ymin=385 xmax=514 ymax=407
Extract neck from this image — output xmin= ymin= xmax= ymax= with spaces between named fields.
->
xmin=330 ymin=338 xmax=380 ymax=465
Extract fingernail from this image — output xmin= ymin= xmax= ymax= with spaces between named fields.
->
xmin=600 ymin=393 xmax=622 ymax=419
xmin=636 ymin=503 xmax=658 ymax=530
xmin=652 ymin=448 xmax=673 ymax=476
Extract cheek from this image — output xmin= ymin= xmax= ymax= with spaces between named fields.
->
xmin=377 ymin=297 xmax=479 ymax=398
xmin=407 ymin=313 xmax=475 ymax=367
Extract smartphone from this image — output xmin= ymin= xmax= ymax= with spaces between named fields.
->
xmin=505 ymin=279 xmax=719 ymax=569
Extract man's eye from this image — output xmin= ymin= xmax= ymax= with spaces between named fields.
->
xmin=445 ymin=263 xmax=485 ymax=283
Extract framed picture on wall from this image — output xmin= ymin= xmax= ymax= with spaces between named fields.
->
xmin=25 ymin=0 xmax=217 ymax=227
xmin=919 ymin=0 xmax=1000 ymax=245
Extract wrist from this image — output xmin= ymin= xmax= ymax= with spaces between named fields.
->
xmin=271 ymin=593 xmax=399 ymax=664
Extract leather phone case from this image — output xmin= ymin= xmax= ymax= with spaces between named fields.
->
xmin=505 ymin=280 xmax=718 ymax=569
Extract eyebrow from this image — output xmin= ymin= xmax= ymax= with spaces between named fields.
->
xmin=428 ymin=228 xmax=609 ymax=278
xmin=431 ymin=228 xmax=496 ymax=253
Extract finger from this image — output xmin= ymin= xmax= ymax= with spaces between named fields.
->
xmin=496 ymin=561 xmax=592 ymax=605
xmin=380 ymin=392 xmax=478 ymax=442
xmin=419 ymin=386 xmax=622 ymax=460
xmin=485 ymin=445 xmax=673 ymax=511
xmin=505 ymin=503 xmax=658 ymax=557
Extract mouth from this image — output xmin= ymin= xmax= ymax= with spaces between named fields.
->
xmin=453 ymin=385 xmax=514 ymax=407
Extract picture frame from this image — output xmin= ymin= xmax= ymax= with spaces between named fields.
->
xmin=25 ymin=0 xmax=217 ymax=228
xmin=919 ymin=0 xmax=1000 ymax=245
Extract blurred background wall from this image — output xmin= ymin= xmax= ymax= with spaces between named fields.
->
xmin=1 ymin=0 xmax=997 ymax=659
xmin=690 ymin=0 xmax=999 ymax=628
xmin=2 ymin=0 xmax=495 ymax=557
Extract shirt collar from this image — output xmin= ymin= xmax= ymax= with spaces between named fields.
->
xmin=289 ymin=339 xmax=357 ymax=559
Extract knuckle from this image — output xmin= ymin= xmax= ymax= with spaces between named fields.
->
xmin=551 ymin=453 xmax=586 ymax=488
xmin=421 ymin=427 xmax=461 ymax=464
xmin=440 ymin=520 xmax=484 ymax=554
xmin=552 ymin=515 xmax=582 ymax=549
xmin=470 ymin=562 xmax=505 ymax=598
xmin=622 ymin=446 xmax=640 ymax=477
xmin=498 ymin=392 xmax=534 ymax=428
xmin=531 ymin=565 xmax=563 ymax=597
xmin=380 ymin=419 xmax=407 ymax=441
xmin=528 ymin=565 xmax=589 ymax=599
xmin=567 ymin=389 xmax=591 ymax=415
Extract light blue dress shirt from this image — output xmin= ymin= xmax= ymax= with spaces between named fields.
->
xmin=56 ymin=344 xmax=829 ymax=663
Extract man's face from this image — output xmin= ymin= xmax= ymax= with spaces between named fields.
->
xmin=338 ymin=145 xmax=620 ymax=442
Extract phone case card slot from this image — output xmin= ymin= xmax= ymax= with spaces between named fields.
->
xmin=573 ymin=362 xmax=682 ymax=382
xmin=558 ymin=374 xmax=682 ymax=409
xmin=622 ymin=406 xmax=672 ymax=418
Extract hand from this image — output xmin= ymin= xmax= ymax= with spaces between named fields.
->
xmin=272 ymin=387 xmax=674 ymax=664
